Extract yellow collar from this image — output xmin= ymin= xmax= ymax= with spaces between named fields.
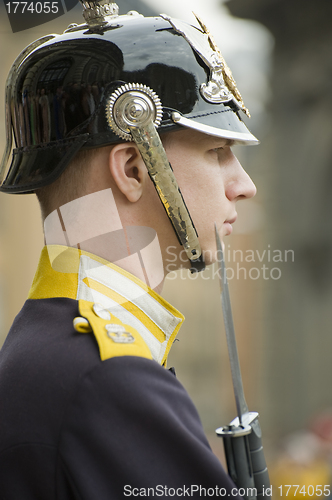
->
xmin=28 ymin=245 xmax=184 ymax=365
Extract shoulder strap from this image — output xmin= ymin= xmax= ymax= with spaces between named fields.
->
xmin=74 ymin=300 xmax=153 ymax=361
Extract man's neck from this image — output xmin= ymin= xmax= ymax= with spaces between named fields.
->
xmin=43 ymin=189 xmax=166 ymax=293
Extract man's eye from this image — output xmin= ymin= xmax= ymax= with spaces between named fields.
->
xmin=212 ymin=147 xmax=224 ymax=153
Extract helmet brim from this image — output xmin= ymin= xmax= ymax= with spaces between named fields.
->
xmin=172 ymin=110 xmax=259 ymax=146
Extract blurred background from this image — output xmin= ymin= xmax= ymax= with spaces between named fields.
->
xmin=1 ymin=0 xmax=332 ymax=491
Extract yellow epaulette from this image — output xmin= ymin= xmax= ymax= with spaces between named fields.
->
xmin=73 ymin=300 xmax=153 ymax=361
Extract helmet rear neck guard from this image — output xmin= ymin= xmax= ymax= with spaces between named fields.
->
xmin=0 ymin=1 xmax=259 ymax=273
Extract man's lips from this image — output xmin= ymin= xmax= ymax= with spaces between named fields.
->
xmin=225 ymin=215 xmax=237 ymax=225
xmin=223 ymin=215 xmax=237 ymax=235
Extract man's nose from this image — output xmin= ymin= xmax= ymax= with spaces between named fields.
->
xmin=225 ymin=157 xmax=257 ymax=201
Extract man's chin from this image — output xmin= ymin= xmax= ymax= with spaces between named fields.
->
xmin=201 ymin=241 xmax=226 ymax=267
xmin=163 ymin=238 xmax=226 ymax=273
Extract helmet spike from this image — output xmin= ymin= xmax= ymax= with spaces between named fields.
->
xmin=79 ymin=0 xmax=119 ymax=26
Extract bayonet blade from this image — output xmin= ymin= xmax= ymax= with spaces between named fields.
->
xmin=215 ymin=224 xmax=248 ymax=423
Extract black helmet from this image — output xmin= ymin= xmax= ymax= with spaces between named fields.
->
xmin=0 ymin=1 xmax=258 ymax=271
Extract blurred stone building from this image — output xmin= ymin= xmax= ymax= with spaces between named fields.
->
xmin=228 ymin=0 xmax=332 ymax=442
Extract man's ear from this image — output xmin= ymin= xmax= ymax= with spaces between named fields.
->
xmin=108 ymin=143 xmax=147 ymax=203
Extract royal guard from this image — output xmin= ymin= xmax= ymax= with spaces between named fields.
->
xmin=0 ymin=1 xmax=267 ymax=497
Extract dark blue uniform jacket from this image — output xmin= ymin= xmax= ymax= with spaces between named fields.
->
xmin=0 ymin=296 xmax=240 ymax=499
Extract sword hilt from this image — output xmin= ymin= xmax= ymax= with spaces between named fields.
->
xmin=216 ymin=413 xmax=270 ymax=499
xmin=248 ymin=418 xmax=270 ymax=497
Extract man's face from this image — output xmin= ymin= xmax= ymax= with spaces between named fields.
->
xmin=162 ymin=128 xmax=257 ymax=268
